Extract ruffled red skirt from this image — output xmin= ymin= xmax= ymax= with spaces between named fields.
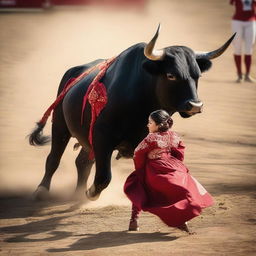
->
xmin=124 ymin=154 xmax=214 ymax=227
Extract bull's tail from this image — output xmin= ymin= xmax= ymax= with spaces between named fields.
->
xmin=28 ymin=82 xmax=64 ymax=146
xmin=28 ymin=99 xmax=55 ymax=146
xmin=29 ymin=121 xmax=51 ymax=146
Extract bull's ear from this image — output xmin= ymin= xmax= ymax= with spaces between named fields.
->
xmin=142 ymin=60 xmax=162 ymax=75
xmin=196 ymin=58 xmax=212 ymax=73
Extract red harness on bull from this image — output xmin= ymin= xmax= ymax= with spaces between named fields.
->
xmin=38 ymin=57 xmax=116 ymax=159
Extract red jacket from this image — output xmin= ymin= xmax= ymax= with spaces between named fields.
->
xmin=230 ymin=0 xmax=256 ymax=21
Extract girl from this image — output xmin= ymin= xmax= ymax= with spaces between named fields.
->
xmin=124 ymin=110 xmax=214 ymax=234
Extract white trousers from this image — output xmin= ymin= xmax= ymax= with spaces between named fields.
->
xmin=231 ymin=20 xmax=256 ymax=55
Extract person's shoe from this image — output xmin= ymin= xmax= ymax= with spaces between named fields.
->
xmin=177 ymin=222 xmax=196 ymax=235
xmin=244 ymin=74 xmax=256 ymax=83
xmin=128 ymin=218 xmax=139 ymax=231
xmin=236 ymin=74 xmax=243 ymax=83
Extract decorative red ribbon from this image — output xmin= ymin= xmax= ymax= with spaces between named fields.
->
xmin=38 ymin=56 xmax=116 ymax=159
xmin=81 ymin=57 xmax=116 ymax=159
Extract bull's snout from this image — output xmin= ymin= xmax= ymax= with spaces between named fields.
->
xmin=186 ymin=100 xmax=203 ymax=115
xmin=178 ymin=100 xmax=203 ymax=118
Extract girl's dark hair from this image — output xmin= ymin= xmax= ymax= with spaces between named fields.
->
xmin=149 ymin=109 xmax=173 ymax=132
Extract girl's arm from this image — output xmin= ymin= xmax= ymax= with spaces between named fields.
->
xmin=133 ymin=134 xmax=154 ymax=170
xmin=171 ymin=140 xmax=185 ymax=161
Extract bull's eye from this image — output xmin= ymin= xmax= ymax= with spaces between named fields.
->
xmin=166 ymin=73 xmax=176 ymax=81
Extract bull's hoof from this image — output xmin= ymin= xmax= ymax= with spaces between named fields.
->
xmin=72 ymin=188 xmax=87 ymax=201
xmin=85 ymin=184 xmax=100 ymax=201
xmin=32 ymin=186 xmax=49 ymax=201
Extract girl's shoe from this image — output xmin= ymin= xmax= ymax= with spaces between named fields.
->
xmin=177 ymin=222 xmax=196 ymax=235
xmin=128 ymin=218 xmax=139 ymax=231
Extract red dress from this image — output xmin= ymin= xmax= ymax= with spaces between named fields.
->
xmin=124 ymin=130 xmax=214 ymax=227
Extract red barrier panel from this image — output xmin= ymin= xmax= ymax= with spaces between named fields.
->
xmin=0 ymin=0 xmax=146 ymax=8
xmin=52 ymin=0 xmax=146 ymax=5
xmin=0 ymin=0 xmax=49 ymax=8
xmin=52 ymin=0 xmax=88 ymax=5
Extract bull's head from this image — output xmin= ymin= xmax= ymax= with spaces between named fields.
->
xmin=143 ymin=24 xmax=235 ymax=118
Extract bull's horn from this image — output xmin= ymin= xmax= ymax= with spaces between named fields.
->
xmin=196 ymin=33 xmax=236 ymax=60
xmin=144 ymin=24 xmax=165 ymax=61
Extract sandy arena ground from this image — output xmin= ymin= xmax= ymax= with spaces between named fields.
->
xmin=0 ymin=0 xmax=256 ymax=255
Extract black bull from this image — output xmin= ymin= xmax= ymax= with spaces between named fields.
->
xmin=29 ymin=26 xmax=235 ymax=200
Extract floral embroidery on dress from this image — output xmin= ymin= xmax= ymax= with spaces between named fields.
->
xmin=148 ymin=149 xmax=166 ymax=159
xmin=156 ymin=137 xmax=169 ymax=148
xmin=153 ymin=131 xmax=180 ymax=148
xmin=170 ymin=132 xmax=180 ymax=148
xmin=134 ymin=131 xmax=181 ymax=159
xmin=134 ymin=140 xmax=148 ymax=153
xmin=146 ymin=133 xmax=158 ymax=142
xmin=146 ymin=131 xmax=181 ymax=159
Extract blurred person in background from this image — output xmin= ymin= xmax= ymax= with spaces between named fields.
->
xmin=230 ymin=0 xmax=256 ymax=83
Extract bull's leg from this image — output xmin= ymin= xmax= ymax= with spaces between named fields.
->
xmin=86 ymin=156 xmax=112 ymax=201
xmin=74 ymin=148 xmax=95 ymax=197
xmin=33 ymin=115 xmax=71 ymax=200
xmin=86 ymin=134 xmax=113 ymax=201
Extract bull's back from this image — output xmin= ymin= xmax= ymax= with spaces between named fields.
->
xmin=57 ymin=59 xmax=104 ymax=95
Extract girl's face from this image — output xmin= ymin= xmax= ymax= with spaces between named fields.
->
xmin=147 ymin=117 xmax=159 ymax=133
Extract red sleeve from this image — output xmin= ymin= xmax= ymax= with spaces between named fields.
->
xmin=171 ymin=141 xmax=185 ymax=161
xmin=133 ymin=134 xmax=154 ymax=171
xmin=230 ymin=0 xmax=234 ymax=5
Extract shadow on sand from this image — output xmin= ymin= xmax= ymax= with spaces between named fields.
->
xmin=47 ymin=231 xmax=178 ymax=252
xmin=0 ymin=194 xmax=83 ymax=243
xmin=0 ymin=193 xmax=178 ymax=250
xmin=0 ymin=214 xmax=73 ymax=243
xmin=0 ymin=191 xmax=84 ymax=219
xmin=209 ymin=183 xmax=256 ymax=196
